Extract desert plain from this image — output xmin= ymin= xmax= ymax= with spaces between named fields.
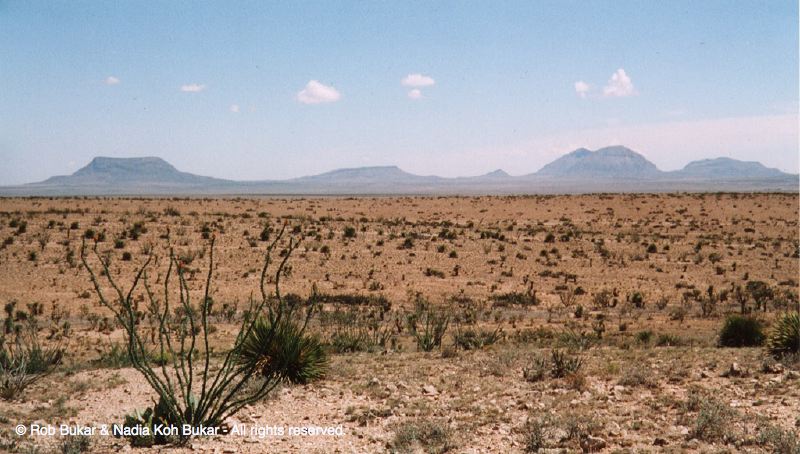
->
xmin=0 ymin=193 xmax=798 ymax=453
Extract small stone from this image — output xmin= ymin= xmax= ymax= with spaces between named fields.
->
xmin=580 ymin=435 xmax=607 ymax=452
xmin=422 ymin=384 xmax=439 ymax=395
xmin=722 ymin=362 xmax=747 ymax=378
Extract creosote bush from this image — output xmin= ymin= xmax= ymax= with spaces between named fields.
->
xmin=718 ymin=315 xmax=764 ymax=348
xmin=81 ymin=226 xmax=326 ymax=446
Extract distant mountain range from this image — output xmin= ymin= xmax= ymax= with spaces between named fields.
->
xmin=1 ymin=146 xmax=796 ymax=195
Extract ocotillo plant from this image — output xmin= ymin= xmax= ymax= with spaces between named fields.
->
xmin=81 ymin=225 xmax=325 ymax=444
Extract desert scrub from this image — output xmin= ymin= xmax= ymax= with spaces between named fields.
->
xmin=757 ymin=420 xmax=800 ymax=454
xmin=618 ymin=366 xmax=657 ymax=388
xmin=518 ymin=412 xmax=600 ymax=452
xmin=59 ymin=434 xmax=92 ymax=453
xmin=390 ymin=419 xmax=452 ymax=453
xmin=0 ymin=324 xmax=62 ymax=400
xmin=718 ymin=315 xmax=764 ymax=347
xmin=549 ymin=349 xmax=583 ymax=378
xmin=452 ymin=326 xmax=502 ymax=350
xmin=82 ymin=226 xmax=325 ymax=446
xmin=406 ymin=294 xmax=450 ymax=352
xmin=767 ymin=311 xmax=799 ymax=358
xmin=522 ymin=349 xmax=582 ymax=381
xmin=522 ymin=354 xmax=549 ymax=382
xmin=682 ymin=390 xmax=737 ymax=442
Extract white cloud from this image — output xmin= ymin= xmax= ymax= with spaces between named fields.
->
xmin=401 ymin=73 xmax=435 ymax=87
xmin=229 ymin=104 xmax=240 ymax=113
xmin=180 ymin=83 xmax=207 ymax=93
xmin=296 ymin=80 xmax=341 ymax=104
xmin=574 ymin=81 xmax=590 ymax=98
xmin=104 ymin=76 xmax=120 ymax=86
xmin=407 ymin=89 xmax=423 ymax=99
xmin=603 ymin=68 xmax=636 ymax=97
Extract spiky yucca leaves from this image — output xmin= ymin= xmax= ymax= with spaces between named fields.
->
xmin=237 ymin=316 xmax=327 ymax=385
xmin=767 ymin=312 xmax=799 ymax=358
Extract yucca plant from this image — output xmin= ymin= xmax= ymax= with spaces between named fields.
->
xmin=82 ymin=225 xmax=320 ymax=445
xmin=767 ymin=312 xmax=799 ymax=358
xmin=237 ymin=315 xmax=326 ymax=385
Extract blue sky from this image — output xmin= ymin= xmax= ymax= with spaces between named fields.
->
xmin=1 ymin=0 xmax=797 ymax=184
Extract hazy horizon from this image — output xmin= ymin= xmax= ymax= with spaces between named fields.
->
xmin=1 ymin=1 xmax=798 ymax=185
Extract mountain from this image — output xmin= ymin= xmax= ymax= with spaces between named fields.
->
xmin=671 ymin=157 xmax=787 ymax=179
xmin=39 ymin=157 xmax=230 ymax=188
xmin=290 ymin=166 xmax=439 ymax=184
xmin=535 ymin=146 xmax=661 ymax=178
xmin=1 ymin=148 xmax=796 ymax=196
xmin=479 ymin=169 xmax=511 ymax=179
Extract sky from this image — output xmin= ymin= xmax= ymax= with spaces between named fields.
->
xmin=0 ymin=0 xmax=798 ymax=184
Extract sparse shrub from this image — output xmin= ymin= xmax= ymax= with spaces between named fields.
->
xmin=635 ymin=330 xmax=653 ymax=344
xmin=757 ymin=421 xmax=800 ymax=454
xmin=391 ymin=419 xmax=452 ymax=454
xmin=491 ymin=290 xmax=538 ymax=307
xmin=684 ymin=392 xmax=737 ymax=442
xmin=523 ymin=355 xmax=549 ymax=382
xmin=60 ymin=434 xmax=92 ymax=453
xmin=521 ymin=417 xmax=547 ymax=452
xmin=549 ymin=349 xmax=582 ymax=378
xmin=407 ymin=295 xmax=449 ymax=352
xmin=630 ymin=291 xmax=645 ymax=308
xmin=94 ymin=343 xmax=134 ymax=368
xmin=767 ymin=311 xmax=799 ymax=358
xmin=424 ymin=267 xmax=445 ymax=278
xmin=343 ymin=226 xmax=356 ymax=238
xmin=718 ymin=315 xmax=764 ymax=347
xmin=0 ymin=327 xmax=63 ymax=400
xmin=618 ymin=366 xmax=656 ymax=388
xmin=163 ymin=206 xmax=180 ymax=216
xmin=655 ymin=333 xmax=683 ymax=347
xmin=452 ymin=327 xmax=502 ymax=350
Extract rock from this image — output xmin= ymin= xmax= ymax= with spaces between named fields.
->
xmin=722 ymin=362 xmax=747 ymax=378
xmin=385 ymin=383 xmax=398 ymax=393
xmin=580 ymin=435 xmax=607 ymax=452
xmin=422 ymin=384 xmax=439 ymax=395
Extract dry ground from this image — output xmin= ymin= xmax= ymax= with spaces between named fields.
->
xmin=0 ymin=194 xmax=797 ymax=453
